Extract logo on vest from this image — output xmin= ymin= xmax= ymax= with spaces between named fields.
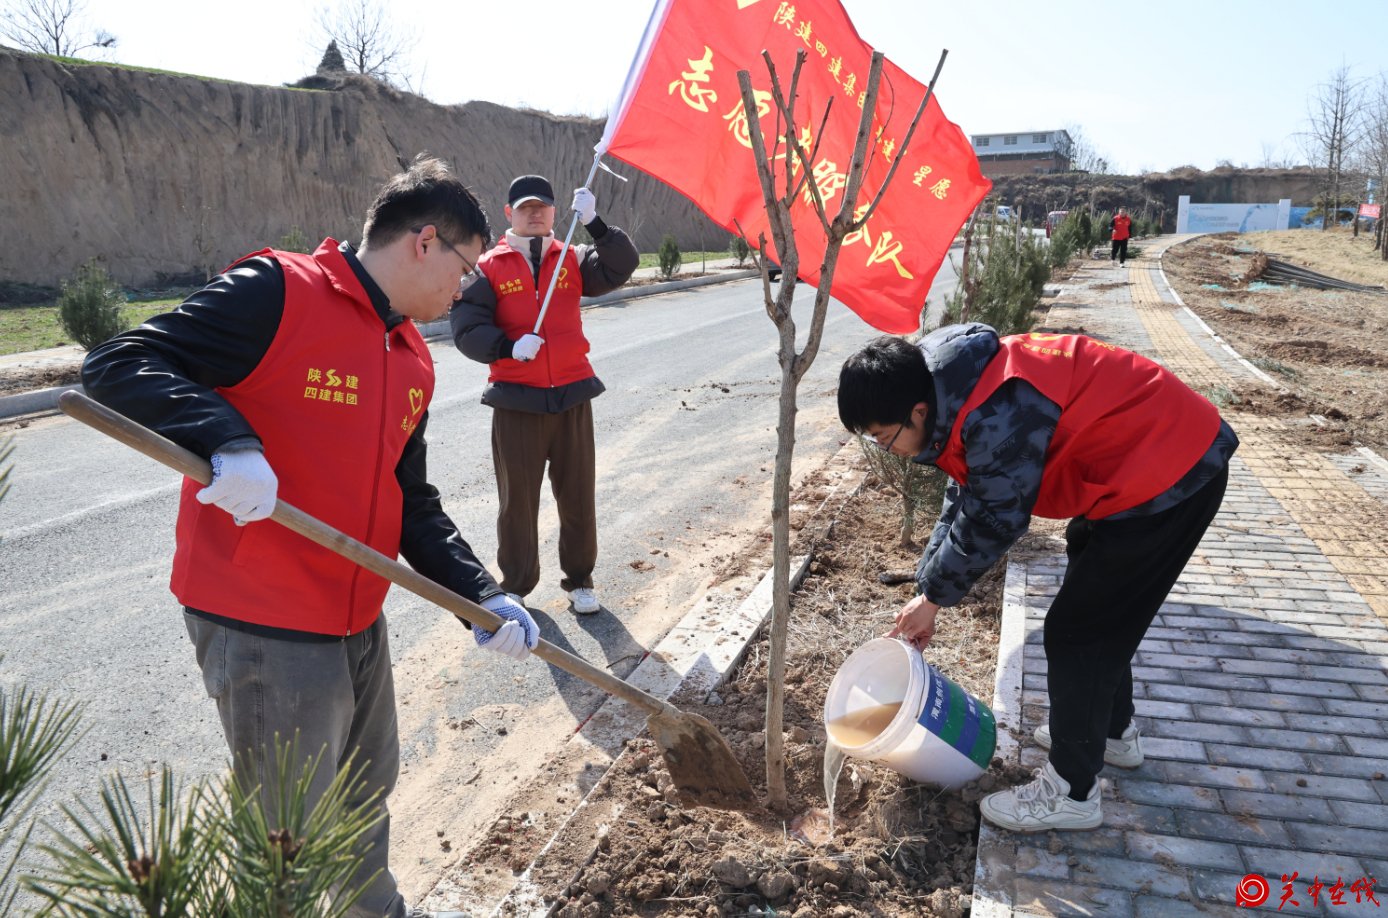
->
xmin=303 ymin=367 xmax=360 ymax=406
xmin=1022 ymin=333 xmax=1074 ymax=359
xmin=498 ymin=278 xmax=525 ymax=297
xmin=556 ymin=266 xmax=572 ymax=289
xmin=400 ymin=387 xmax=425 ymax=435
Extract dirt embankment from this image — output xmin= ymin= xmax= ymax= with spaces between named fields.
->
xmin=1162 ymin=228 xmax=1388 ymax=453
xmin=0 ymin=47 xmax=720 ymax=288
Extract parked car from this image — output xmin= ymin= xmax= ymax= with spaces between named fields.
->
xmin=1045 ymin=210 xmax=1069 ymax=238
xmin=993 ymin=205 xmax=1015 ymax=224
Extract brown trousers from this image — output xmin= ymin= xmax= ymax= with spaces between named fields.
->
xmin=491 ymin=402 xmax=597 ymax=595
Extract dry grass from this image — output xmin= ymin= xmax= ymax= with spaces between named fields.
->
xmin=1234 ymin=227 xmax=1388 ymax=287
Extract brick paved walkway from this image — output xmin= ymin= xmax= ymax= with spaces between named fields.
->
xmin=973 ymin=238 xmax=1388 ymax=917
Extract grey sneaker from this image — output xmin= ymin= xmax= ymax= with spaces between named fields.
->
xmin=979 ymin=762 xmax=1102 ymax=832
xmin=1034 ymin=723 xmax=1143 ymax=768
xmin=567 ymin=587 xmax=601 ymax=615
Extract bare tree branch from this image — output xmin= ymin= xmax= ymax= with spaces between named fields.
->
xmin=742 ymin=47 xmax=944 ymax=809
xmin=762 ymin=49 xmax=835 ymax=236
xmin=0 ymin=0 xmax=115 ymax=57
xmin=316 ymin=0 xmax=414 ymax=87
xmin=1062 ymin=122 xmax=1111 ymax=174
xmin=1301 ymin=65 xmax=1366 ymax=227
xmin=849 ymin=50 xmax=947 ymax=235
xmin=794 ymin=51 xmax=887 ymax=381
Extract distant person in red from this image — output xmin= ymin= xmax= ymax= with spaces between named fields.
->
xmin=1110 ymin=207 xmax=1133 ymax=265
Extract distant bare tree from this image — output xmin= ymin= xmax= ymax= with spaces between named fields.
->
xmin=1301 ymin=65 xmax=1365 ymax=230
xmin=0 ymin=0 xmax=114 ymax=57
xmin=1259 ymin=140 xmax=1299 ymax=169
xmin=1359 ymin=72 xmax=1388 ymax=257
xmin=1062 ymin=123 xmax=1112 ymax=174
xmin=316 ymin=0 xmax=413 ymax=87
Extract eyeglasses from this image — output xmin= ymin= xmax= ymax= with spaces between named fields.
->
xmin=413 ymin=226 xmax=482 ymax=292
xmin=863 ymin=423 xmax=905 ymax=453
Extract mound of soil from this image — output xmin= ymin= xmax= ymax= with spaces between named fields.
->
xmin=500 ymin=474 xmax=1033 ymax=917
xmin=0 ymin=364 xmax=78 ymax=397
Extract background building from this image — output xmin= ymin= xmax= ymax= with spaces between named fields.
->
xmin=971 ymin=130 xmax=1073 ymax=177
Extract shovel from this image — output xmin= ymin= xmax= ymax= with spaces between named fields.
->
xmin=60 ymin=391 xmax=757 ymax=811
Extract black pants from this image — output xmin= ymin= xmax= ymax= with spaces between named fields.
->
xmin=1044 ymin=467 xmax=1228 ymax=798
xmin=1110 ymin=238 xmax=1129 ymax=263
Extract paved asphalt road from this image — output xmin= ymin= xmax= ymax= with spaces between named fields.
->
xmin=0 ymin=267 xmax=957 ymax=903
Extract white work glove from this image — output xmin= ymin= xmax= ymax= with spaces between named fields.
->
xmin=196 ymin=448 xmax=278 ymax=525
xmin=474 ymin=594 xmax=540 ymax=660
xmin=512 ymin=333 xmax=544 ymax=362
xmin=572 ymin=187 xmax=597 ymax=226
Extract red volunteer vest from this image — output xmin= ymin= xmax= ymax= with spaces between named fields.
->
xmin=934 ymin=333 xmax=1220 ymax=520
xmin=1111 ymin=215 xmax=1132 ymax=241
xmin=481 ymin=238 xmax=595 ymax=388
xmin=170 ymin=241 xmax=434 ymax=635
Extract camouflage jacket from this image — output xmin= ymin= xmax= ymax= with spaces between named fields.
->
xmin=910 ymin=324 xmax=1236 ymax=607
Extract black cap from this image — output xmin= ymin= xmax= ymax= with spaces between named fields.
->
xmin=507 ymin=175 xmax=555 ymax=207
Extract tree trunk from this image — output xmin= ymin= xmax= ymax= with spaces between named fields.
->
xmin=763 ymin=318 xmax=798 ymax=810
xmin=899 ymin=488 xmax=915 ymax=548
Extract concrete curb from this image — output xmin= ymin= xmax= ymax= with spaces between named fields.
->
xmin=1155 ymin=245 xmax=1285 ymax=392
xmin=969 ymin=549 xmax=1029 ymax=918
xmin=0 ymin=382 xmax=82 ymax=420
xmin=0 ymin=271 xmax=765 ymax=421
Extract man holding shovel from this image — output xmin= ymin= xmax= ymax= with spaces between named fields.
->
xmin=451 ymin=174 xmax=638 ymax=615
xmin=837 ymin=324 xmax=1238 ymax=833
xmin=81 ymin=155 xmax=536 ymax=918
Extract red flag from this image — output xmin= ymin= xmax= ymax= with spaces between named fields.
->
xmin=600 ymin=0 xmax=990 ymax=333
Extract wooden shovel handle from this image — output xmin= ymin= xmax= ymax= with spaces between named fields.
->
xmin=59 ymin=391 xmax=669 ymax=718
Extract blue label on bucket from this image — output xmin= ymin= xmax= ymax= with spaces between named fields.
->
xmin=919 ymin=664 xmax=997 ymax=770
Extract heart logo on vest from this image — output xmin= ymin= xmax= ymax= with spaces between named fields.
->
xmin=408 ymin=388 xmax=424 ymax=415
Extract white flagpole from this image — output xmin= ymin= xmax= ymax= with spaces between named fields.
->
xmin=531 ymin=154 xmax=604 ymax=334
xmin=532 ymin=0 xmax=673 ymax=334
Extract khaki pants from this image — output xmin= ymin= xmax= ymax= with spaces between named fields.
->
xmin=184 ymin=612 xmax=405 ymax=918
xmin=491 ymin=402 xmax=597 ymax=595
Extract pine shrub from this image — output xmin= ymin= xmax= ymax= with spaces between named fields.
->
xmin=729 ymin=234 xmax=751 ymax=267
xmin=57 ymin=260 xmax=128 ymax=351
xmin=943 ymin=222 xmax=1048 ymax=337
xmin=657 ymin=235 xmax=682 ymax=279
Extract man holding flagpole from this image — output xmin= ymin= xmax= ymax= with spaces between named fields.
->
xmin=450 ymin=174 xmax=638 ymax=615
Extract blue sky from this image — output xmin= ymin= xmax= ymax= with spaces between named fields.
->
xmin=59 ymin=0 xmax=1388 ymax=174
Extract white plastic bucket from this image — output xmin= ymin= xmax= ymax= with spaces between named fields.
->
xmin=823 ymin=638 xmax=996 ymax=789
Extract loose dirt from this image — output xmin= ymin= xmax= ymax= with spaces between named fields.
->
xmin=1162 ymin=228 xmax=1388 ymax=452
xmin=0 ymin=364 xmax=77 ymax=396
xmin=477 ymin=468 xmax=1042 ymax=917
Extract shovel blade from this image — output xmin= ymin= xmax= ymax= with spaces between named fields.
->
xmin=646 ymin=709 xmax=758 ymax=811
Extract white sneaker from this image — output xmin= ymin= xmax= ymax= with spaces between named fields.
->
xmin=567 ymin=587 xmax=601 ymax=615
xmin=1034 ymin=723 xmax=1143 ymax=768
xmin=979 ymin=762 xmax=1102 ymax=832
